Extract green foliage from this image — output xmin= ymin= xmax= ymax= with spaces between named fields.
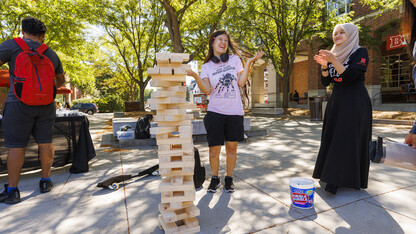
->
xmin=225 ymin=0 xmax=336 ymax=108
xmin=90 ymin=0 xmax=168 ymax=110
xmin=0 ymin=0 xmax=98 ymax=94
xmin=143 ymin=89 xmax=154 ymax=102
xmin=71 ymin=95 xmax=124 ymax=113
xmin=360 ymin=0 xmax=400 ymax=13
xmin=93 ymin=95 xmax=125 ymax=113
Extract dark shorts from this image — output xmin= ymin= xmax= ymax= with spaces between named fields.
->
xmin=203 ymin=111 xmax=244 ymax=147
xmin=2 ymin=101 xmax=56 ymax=148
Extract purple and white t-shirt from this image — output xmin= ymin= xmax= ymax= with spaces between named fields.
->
xmin=200 ymin=55 xmax=244 ymax=116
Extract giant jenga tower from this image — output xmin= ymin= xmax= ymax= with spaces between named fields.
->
xmin=148 ymin=53 xmax=200 ymax=234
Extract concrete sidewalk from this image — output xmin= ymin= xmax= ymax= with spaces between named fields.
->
xmin=1 ymin=113 xmax=415 ymax=233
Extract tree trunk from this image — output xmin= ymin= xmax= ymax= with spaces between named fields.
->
xmin=282 ymin=74 xmax=290 ymax=109
xmin=139 ymin=86 xmax=145 ymax=111
xmin=161 ymin=0 xmax=184 ymax=53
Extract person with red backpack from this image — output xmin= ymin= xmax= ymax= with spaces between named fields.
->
xmin=0 ymin=17 xmax=65 ymax=204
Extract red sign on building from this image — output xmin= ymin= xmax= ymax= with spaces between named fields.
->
xmin=387 ymin=34 xmax=407 ymax=51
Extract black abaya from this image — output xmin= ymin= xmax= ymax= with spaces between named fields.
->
xmin=312 ymin=47 xmax=372 ymax=189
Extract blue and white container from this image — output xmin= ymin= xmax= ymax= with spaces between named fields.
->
xmin=289 ymin=177 xmax=315 ymax=209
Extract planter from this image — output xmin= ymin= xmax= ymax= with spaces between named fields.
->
xmin=124 ymin=101 xmax=140 ymax=112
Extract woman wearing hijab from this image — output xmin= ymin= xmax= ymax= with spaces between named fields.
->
xmin=312 ymin=23 xmax=372 ymax=195
xmin=403 ymin=0 xmax=416 ymax=149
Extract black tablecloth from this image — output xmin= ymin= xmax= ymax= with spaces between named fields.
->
xmin=0 ymin=115 xmax=95 ymax=174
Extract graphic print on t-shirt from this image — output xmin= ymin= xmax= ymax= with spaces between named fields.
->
xmin=214 ymin=73 xmax=237 ymax=98
xmin=211 ymin=64 xmax=237 ymax=99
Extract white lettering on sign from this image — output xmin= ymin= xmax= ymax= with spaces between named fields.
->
xmin=387 ymin=34 xmax=407 ymax=51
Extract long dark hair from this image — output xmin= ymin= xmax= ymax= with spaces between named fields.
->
xmin=403 ymin=0 xmax=416 ymax=52
xmin=203 ymin=30 xmax=244 ymax=64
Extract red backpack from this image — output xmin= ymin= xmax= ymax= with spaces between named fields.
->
xmin=12 ymin=37 xmax=56 ymax=106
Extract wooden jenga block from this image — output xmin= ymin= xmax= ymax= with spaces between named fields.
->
xmin=161 ymin=189 xmax=196 ymax=203
xmin=158 ymin=109 xmax=187 ymax=116
xmin=148 ymin=97 xmax=184 ymax=105
xmin=173 ymin=64 xmax=192 ymax=74
xmin=159 ymin=166 xmax=194 ymax=176
xmin=158 ymin=144 xmax=171 ymax=151
xmin=160 ymin=205 xmax=200 ymax=223
xmin=170 ymin=56 xmax=184 ymax=64
xmin=158 ymin=215 xmax=200 ymax=234
xmin=169 ymin=54 xmax=189 ymax=63
xmin=156 ymin=53 xmax=170 ymax=64
xmin=168 ymin=103 xmax=197 ymax=109
xmin=150 ymin=80 xmax=182 ymax=88
xmin=159 ymin=202 xmax=194 ymax=213
xmin=181 ymin=143 xmax=194 ymax=151
xmin=147 ymin=67 xmax=160 ymax=75
xmin=159 ymin=180 xmax=194 ymax=192
xmin=173 ymin=67 xmax=186 ymax=75
xmin=157 ymin=137 xmax=192 ymax=145
xmin=156 ymin=53 xmax=189 ymax=64
xmin=154 ymin=114 xmax=193 ymax=122
xmin=159 ymin=154 xmax=194 ymax=164
xmin=159 ymin=66 xmax=173 ymax=75
xmin=158 ymin=160 xmax=194 ymax=172
xmin=178 ymin=126 xmax=192 ymax=138
xmin=170 ymin=176 xmax=183 ymax=186
xmin=165 ymin=86 xmax=187 ymax=92
xmin=150 ymin=126 xmax=177 ymax=135
xmin=151 ymin=75 xmax=186 ymax=82
xmin=151 ymin=91 xmax=186 ymax=99
xmin=157 ymin=120 xmax=192 ymax=127
xmin=158 ymin=148 xmax=194 ymax=158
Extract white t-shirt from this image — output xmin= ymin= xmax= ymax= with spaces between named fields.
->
xmin=200 ymin=55 xmax=244 ymax=116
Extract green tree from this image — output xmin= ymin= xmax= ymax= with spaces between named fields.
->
xmin=360 ymin=0 xmax=400 ymax=13
xmin=227 ymin=0 xmax=349 ymax=108
xmin=94 ymin=0 xmax=168 ymax=111
xmin=0 ymin=0 xmax=98 ymax=94
xmin=159 ymin=0 xmax=228 ymax=60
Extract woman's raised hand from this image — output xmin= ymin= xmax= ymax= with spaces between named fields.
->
xmin=318 ymin=50 xmax=336 ymax=63
xmin=247 ymin=51 xmax=264 ymax=64
xmin=314 ymin=54 xmax=328 ymax=67
xmin=186 ymin=70 xmax=198 ymax=79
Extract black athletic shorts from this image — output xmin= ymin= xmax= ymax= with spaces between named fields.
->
xmin=203 ymin=111 xmax=244 ymax=147
xmin=2 ymin=101 xmax=56 ymax=148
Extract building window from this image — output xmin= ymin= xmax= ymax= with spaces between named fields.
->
xmin=381 ymin=53 xmax=412 ymax=91
xmin=327 ymin=0 xmax=353 ymax=16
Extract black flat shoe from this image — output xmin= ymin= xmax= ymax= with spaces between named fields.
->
xmin=325 ymin=183 xmax=338 ymax=195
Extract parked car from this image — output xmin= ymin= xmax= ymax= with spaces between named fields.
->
xmin=70 ymin=103 xmax=98 ymax=115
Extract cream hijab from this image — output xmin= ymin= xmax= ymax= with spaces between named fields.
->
xmin=330 ymin=23 xmax=360 ymax=64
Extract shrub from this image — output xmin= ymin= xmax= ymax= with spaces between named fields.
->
xmin=72 ymin=95 xmax=124 ymax=113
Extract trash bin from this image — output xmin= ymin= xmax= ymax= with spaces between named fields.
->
xmin=309 ymin=96 xmax=323 ymax=121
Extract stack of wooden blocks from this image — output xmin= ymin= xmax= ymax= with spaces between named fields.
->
xmin=148 ymin=53 xmax=200 ymax=234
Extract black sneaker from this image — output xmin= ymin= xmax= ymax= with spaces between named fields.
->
xmin=224 ymin=176 xmax=235 ymax=193
xmin=0 ymin=187 xmax=21 ymax=204
xmin=207 ymin=176 xmax=221 ymax=193
xmin=0 ymin=184 xmax=8 ymax=202
xmin=39 ymin=179 xmax=53 ymax=193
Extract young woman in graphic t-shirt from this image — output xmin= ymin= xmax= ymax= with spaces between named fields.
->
xmin=187 ymin=30 xmax=263 ymax=193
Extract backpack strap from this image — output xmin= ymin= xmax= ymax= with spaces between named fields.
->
xmin=13 ymin=37 xmax=29 ymax=51
xmin=36 ymin=43 xmax=49 ymax=54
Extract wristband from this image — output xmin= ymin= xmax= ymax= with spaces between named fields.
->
xmin=321 ymin=67 xmax=329 ymax=72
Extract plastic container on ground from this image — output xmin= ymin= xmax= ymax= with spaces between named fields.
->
xmin=289 ymin=177 xmax=315 ymax=209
